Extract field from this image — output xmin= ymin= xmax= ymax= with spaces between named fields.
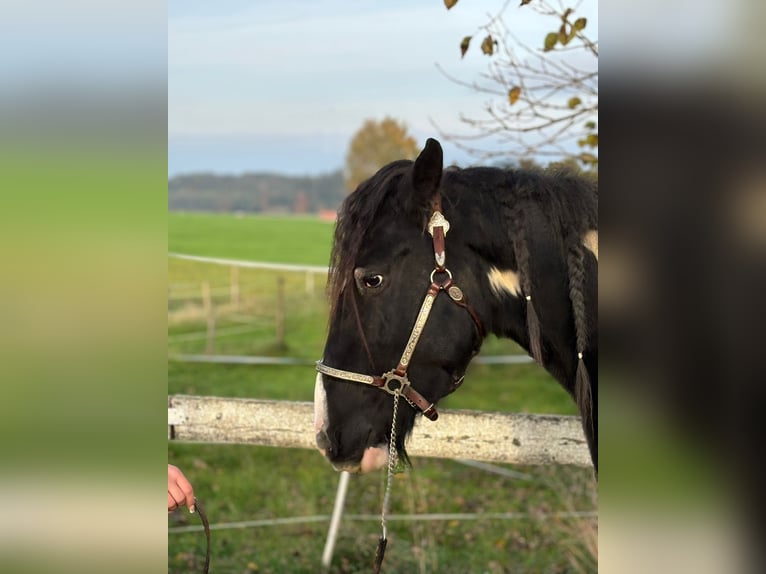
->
xmin=168 ymin=212 xmax=597 ymax=573
xmin=168 ymin=212 xmax=335 ymax=264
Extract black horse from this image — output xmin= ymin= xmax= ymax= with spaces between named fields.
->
xmin=314 ymin=138 xmax=597 ymax=474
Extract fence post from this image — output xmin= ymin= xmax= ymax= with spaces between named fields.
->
xmin=202 ymin=281 xmax=215 ymax=354
xmin=275 ymin=276 xmax=286 ymax=350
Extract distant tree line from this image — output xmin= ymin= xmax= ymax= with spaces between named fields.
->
xmin=168 ymin=170 xmax=345 ymax=214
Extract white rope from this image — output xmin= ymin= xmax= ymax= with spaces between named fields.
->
xmin=168 ymin=252 xmax=328 ymax=273
xmin=168 ymin=354 xmax=313 ymax=365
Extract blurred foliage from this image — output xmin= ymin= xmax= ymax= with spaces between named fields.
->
xmin=441 ymin=1 xmax=598 ymax=168
xmin=344 ymin=117 xmax=420 ymax=192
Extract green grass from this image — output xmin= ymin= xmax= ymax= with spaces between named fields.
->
xmin=168 ymin=444 xmax=596 ymax=574
xmin=169 ymin=212 xmax=334 ymax=264
xmin=168 ymin=213 xmax=596 ymax=573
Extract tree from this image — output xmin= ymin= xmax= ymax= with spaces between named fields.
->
xmin=344 ymin=117 xmax=420 ymax=192
xmin=439 ymin=1 xmax=598 ymax=169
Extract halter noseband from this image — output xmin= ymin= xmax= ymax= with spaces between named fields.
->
xmin=316 ymin=196 xmax=485 ymax=422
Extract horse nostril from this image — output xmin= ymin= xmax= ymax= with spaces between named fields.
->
xmin=316 ymin=429 xmax=332 ymax=452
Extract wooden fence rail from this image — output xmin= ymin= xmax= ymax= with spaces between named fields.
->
xmin=168 ymin=395 xmax=591 ymax=467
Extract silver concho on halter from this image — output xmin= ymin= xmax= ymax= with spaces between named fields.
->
xmin=381 ymin=370 xmax=411 ymax=396
xmin=447 ymin=285 xmax=463 ymax=302
xmin=427 ymin=211 xmax=450 ymax=237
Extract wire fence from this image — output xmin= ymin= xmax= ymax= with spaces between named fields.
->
xmin=167 ymin=353 xmax=534 ymax=366
xmin=169 ymin=510 xmax=598 ymax=534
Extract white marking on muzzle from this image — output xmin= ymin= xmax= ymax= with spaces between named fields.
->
xmin=314 ymin=372 xmax=328 ymax=435
xmin=487 ymin=266 xmax=522 ymax=298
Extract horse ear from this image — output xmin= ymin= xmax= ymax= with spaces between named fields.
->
xmin=412 ymin=138 xmax=443 ymax=193
xmin=405 ymin=138 xmax=443 ymax=219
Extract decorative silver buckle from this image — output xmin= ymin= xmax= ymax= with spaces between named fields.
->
xmin=381 ymin=370 xmax=410 ymax=396
xmin=427 ymin=211 xmax=450 ymax=237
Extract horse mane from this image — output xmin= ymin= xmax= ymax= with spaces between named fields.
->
xmin=495 ymin=165 xmax=597 ymax=430
xmin=328 ymin=160 xmax=413 ymax=319
xmin=444 ymin=164 xmax=597 ymax=430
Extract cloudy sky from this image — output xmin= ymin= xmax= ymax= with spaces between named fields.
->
xmin=168 ymin=0 xmax=596 ymax=176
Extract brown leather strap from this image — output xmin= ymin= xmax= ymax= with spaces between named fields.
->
xmin=450 ymin=293 xmax=485 ymax=339
xmin=429 ymin=192 xmax=448 ymax=271
xmin=432 ymin=226 xmax=446 ymax=271
xmin=402 ymin=385 xmax=438 ymax=421
xmin=370 ymin=376 xmax=386 ymax=388
xmin=432 ymin=277 xmax=485 ymax=341
xmin=369 ymin=373 xmax=438 ymax=420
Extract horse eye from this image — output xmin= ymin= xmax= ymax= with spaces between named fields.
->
xmin=363 ymin=274 xmax=384 ymax=289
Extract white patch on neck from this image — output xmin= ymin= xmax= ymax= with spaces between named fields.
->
xmin=583 ymin=230 xmax=598 ymax=261
xmin=314 ymin=372 xmax=328 ymax=434
xmin=487 ymin=266 xmax=522 ymax=298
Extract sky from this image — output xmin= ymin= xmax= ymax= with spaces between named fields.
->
xmin=168 ymin=0 xmax=597 ymax=176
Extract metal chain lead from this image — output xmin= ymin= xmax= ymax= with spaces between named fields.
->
xmin=381 ymin=389 xmax=400 ymax=540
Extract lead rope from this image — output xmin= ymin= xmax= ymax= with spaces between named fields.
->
xmin=193 ymin=497 xmax=211 ymax=574
xmin=373 ymin=388 xmax=401 ymax=573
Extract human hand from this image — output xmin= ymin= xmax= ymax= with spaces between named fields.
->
xmin=168 ymin=464 xmax=195 ymax=513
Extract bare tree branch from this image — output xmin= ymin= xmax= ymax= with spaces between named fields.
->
xmin=436 ymin=0 xmax=598 ymax=168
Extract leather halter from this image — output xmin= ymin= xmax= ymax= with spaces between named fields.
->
xmin=316 ymin=196 xmax=485 ymax=422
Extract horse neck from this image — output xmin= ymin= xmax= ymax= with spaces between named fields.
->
xmin=444 ymin=190 xmax=531 ymax=352
xmin=445 ymin=181 xmax=558 ymax=377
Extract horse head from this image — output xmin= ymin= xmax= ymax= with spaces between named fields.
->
xmin=314 ymin=139 xmax=488 ymax=472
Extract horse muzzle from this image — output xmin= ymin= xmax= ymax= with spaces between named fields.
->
xmin=323 ymin=444 xmax=389 ymax=474
xmin=314 ymin=369 xmax=394 ymax=473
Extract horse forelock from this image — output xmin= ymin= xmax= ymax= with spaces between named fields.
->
xmin=328 ymin=160 xmax=412 ymax=319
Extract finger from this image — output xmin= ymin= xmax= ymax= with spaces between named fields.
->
xmin=168 ymin=492 xmax=179 ymax=511
xmin=168 ymin=464 xmax=181 ymax=480
xmin=174 ymin=473 xmax=195 ymax=511
xmin=185 ymin=491 xmax=195 ymax=513
xmin=168 ymin=484 xmax=187 ymax=510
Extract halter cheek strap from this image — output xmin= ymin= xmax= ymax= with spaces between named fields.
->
xmin=316 ymin=204 xmax=484 ymax=422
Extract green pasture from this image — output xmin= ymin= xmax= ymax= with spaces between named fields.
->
xmin=169 ymin=212 xmax=335 ymax=264
xmin=168 ymin=212 xmax=596 ymax=573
